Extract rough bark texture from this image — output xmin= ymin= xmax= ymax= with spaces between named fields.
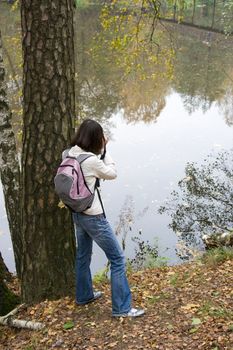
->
xmin=20 ymin=0 xmax=76 ymax=303
xmin=0 ymin=31 xmax=22 ymax=277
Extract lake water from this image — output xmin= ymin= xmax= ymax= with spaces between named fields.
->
xmin=0 ymin=4 xmax=233 ymax=273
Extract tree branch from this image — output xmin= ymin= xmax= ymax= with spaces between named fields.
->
xmin=0 ymin=304 xmax=45 ymax=330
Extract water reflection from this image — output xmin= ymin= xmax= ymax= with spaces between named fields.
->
xmin=158 ymin=149 xmax=233 ymax=259
xmin=173 ymin=31 xmax=233 ymax=119
xmin=74 ymin=8 xmax=233 ymax=126
xmin=1 ymin=5 xmax=233 ymax=126
xmin=218 ymin=86 xmax=233 ymax=127
xmin=0 ymin=4 xmax=233 ymax=271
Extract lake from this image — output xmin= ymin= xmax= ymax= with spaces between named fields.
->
xmin=0 ymin=3 xmax=232 ymax=273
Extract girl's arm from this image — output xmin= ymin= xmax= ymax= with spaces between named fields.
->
xmin=92 ymin=152 xmax=117 ymax=180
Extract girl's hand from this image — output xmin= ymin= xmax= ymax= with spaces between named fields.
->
xmin=101 ymin=137 xmax=107 ymax=160
xmin=103 ymin=136 xmax=108 ymax=147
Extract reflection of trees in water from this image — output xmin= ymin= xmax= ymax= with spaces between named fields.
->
xmin=1 ymin=5 xmax=233 ymax=128
xmin=115 ymin=195 xmax=134 ymax=251
xmin=120 ymin=78 xmax=169 ymax=124
xmin=180 ymin=94 xmax=211 ymax=115
xmin=220 ymin=87 xmax=233 ymax=127
xmin=76 ymin=9 xmax=233 ymax=125
xmin=114 ymin=195 xmax=159 ymax=268
xmin=0 ymin=4 xmax=22 ymax=143
xmin=75 ymin=8 xmax=120 ymax=129
xmin=0 ymin=31 xmax=21 ymax=276
xmin=76 ymin=78 xmax=119 ymax=128
xmin=75 ymin=8 xmax=172 ymax=124
xmin=159 ymin=149 xmax=233 ymax=257
xmin=172 ymin=33 xmax=233 ymax=115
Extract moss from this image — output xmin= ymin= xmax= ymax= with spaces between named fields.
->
xmin=0 ymin=281 xmax=20 ymax=316
xmin=0 ymin=253 xmax=20 ymax=316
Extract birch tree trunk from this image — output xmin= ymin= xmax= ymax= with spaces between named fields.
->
xmin=0 ymin=31 xmax=21 ymax=277
xmin=20 ymin=0 xmax=76 ymax=303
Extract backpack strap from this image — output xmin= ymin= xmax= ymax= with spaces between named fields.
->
xmin=76 ymin=154 xmax=106 ymax=218
xmin=95 ymin=181 xmax=106 ymax=218
xmin=76 ymin=154 xmax=94 ymax=163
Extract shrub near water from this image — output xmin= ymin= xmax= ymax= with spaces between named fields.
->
xmin=129 ymin=232 xmax=168 ymax=270
xmin=200 ymin=246 xmax=233 ymax=266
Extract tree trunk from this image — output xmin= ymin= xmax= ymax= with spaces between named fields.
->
xmin=0 ymin=31 xmax=22 ymax=277
xmin=20 ymin=0 xmax=76 ymax=303
xmin=0 ymin=252 xmax=19 ymax=316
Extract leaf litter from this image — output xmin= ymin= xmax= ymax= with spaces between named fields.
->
xmin=0 ymin=259 xmax=233 ymax=349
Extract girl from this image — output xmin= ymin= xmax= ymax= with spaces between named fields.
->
xmin=67 ymin=119 xmax=144 ymax=317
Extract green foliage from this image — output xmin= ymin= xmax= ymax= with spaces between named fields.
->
xmin=147 ymin=292 xmax=170 ymax=305
xmin=221 ymin=0 xmax=233 ymax=35
xmin=93 ymin=265 xmax=109 ymax=284
xmin=75 ymin=0 xmax=91 ymax=9
xmin=169 ymin=272 xmax=180 ymax=286
xmin=150 ymin=256 xmax=169 ymax=268
xmin=96 ymin=0 xmax=175 ymax=81
xmin=115 ymin=196 xmax=167 ymax=271
xmin=63 ymin=321 xmax=75 ymax=330
xmin=162 ymin=0 xmax=233 ymax=33
xmin=200 ymin=247 xmax=233 ymax=266
xmin=191 ymin=317 xmax=202 ymax=325
xmin=129 ymin=232 xmax=166 ymax=270
xmin=198 ymin=300 xmax=233 ymax=319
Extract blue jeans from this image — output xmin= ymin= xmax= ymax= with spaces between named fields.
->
xmin=72 ymin=212 xmax=132 ymax=315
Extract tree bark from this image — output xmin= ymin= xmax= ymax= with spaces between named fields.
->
xmin=0 ymin=30 xmax=22 ymax=277
xmin=20 ymin=0 xmax=76 ymax=303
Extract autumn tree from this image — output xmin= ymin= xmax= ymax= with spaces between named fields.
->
xmin=20 ymin=0 xmax=76 ymax=303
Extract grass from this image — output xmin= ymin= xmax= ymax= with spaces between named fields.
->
xmin=200 ymin=247 xmax=233 ymax=266
xmin=93 ymin=266 xmax=109 ymax=285
xmin=198 ymin=301 xmax=233 ymax=319
xmin=169 ymin=270 xmax=192 ymax=287
xmin=147 ymin=292 xmax=171 ymax=305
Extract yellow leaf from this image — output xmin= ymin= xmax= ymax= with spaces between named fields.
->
xmin=181 ymin=303 xmax=200 ymax=312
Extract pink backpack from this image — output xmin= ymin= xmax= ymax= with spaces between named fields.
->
xmin=54 ymin=154 xmax=95 ymax=212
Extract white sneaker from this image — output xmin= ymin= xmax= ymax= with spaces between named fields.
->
xmin=113 ymin=308 xmax=145 ymax=317
xmin=77 ymin=291 xmax=102 ymax=305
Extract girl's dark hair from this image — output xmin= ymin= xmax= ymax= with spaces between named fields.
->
xmin=70 ymin=119 xmax=104 ymax=155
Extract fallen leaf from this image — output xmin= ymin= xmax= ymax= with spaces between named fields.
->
xmin=191 ymin=318 xmax=202 ymax=326
xmin=63 ymin=321 xmax=74 ymax=330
